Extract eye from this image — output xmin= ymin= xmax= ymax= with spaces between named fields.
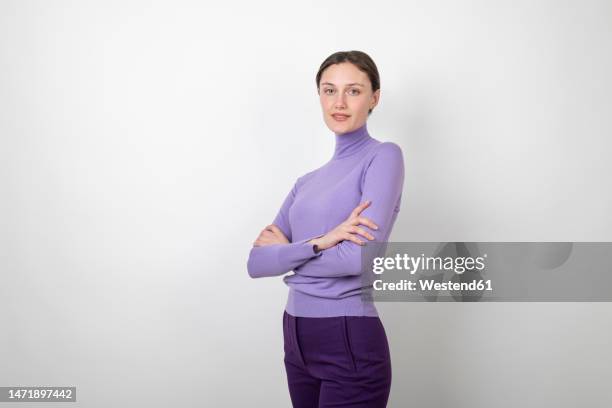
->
xmin=348 ymin=88 xmax=360 ymax=95
xmin=324 ymin=88 xmax=335 ymax=95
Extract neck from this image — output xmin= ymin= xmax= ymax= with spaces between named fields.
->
xmin=333 ymin=122 xmax=372 ymax=159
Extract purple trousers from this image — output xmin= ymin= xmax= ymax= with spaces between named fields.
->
xmin=283 ymin=311 xmax=392 ymax=408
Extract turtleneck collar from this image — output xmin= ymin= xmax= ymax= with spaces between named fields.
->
xmin=332 ymin=122 xmax=372 ymax=160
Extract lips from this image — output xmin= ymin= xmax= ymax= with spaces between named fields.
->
xmin=332 ymin=114 xmax=350 ymax=121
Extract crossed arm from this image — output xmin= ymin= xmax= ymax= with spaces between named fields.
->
xmin=247 ymin=143 xmax=404 ymax=279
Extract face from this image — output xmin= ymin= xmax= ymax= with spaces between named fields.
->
xmin=318 ymin=62 xmax=380 ymax=135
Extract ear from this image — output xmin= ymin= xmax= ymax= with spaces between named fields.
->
xmin=370 ymin=89 xmax=380 ymax=110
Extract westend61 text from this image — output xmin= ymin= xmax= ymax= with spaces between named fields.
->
xmin=373 ymin=279 xmax=493 ymax=292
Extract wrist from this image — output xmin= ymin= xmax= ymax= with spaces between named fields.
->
xmin=309 ymin=237 xmax=323 ymax=253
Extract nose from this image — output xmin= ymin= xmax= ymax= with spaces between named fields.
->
xmin=334 ymin=92 xmax=347 ymax=110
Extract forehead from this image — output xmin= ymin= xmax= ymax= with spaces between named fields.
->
xmin=320 ymin=62 xmax=369 ymax=85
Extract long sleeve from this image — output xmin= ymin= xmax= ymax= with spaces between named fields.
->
xmin=293 ymin=142 xmax=405 ymax=278
xmin=247 ymin=179 xmax=323 ymax=278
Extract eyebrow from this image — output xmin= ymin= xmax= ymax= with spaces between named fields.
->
xmin=320 ymin=82 xmax=365 ymax=87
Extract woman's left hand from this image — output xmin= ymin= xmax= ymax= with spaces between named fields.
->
xmin=253 ymin=224 xmax=290 ymax=247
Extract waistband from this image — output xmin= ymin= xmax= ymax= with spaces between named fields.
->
xmin=285 ymin=288 xmax=379 ymax=317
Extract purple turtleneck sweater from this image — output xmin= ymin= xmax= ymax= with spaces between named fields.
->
xmin=247 ymin=122 xmax=405 ymax=317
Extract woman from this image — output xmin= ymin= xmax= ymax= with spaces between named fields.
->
xmin=247 ymin=50 xmax=404 ymax=408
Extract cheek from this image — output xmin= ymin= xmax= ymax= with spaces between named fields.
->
xmin=319 ymin=96 xmax=329 ymax=108
xmin=350 ymin=98 xmax=369 ymax=115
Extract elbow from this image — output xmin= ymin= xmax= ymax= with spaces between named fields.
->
xmin=247 ymin=259 xmax=263 ymax=279
xmin=247 ymin=245 xmax=288 ymax=278
xmin=247 ymin=248 xmax=261 ymax=279
xmin=247 ymin=262 xmax=256 ymax=279
xmin=247 ymin=246 xmax=279 ymax=278
xmin=247 ymin=261 xmax=261 ymax=279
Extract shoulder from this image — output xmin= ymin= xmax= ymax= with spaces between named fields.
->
xmin=359 ymin=141 xmax=405 ymax=186
xmin=373 ymin=141 xmax=403 ymax=158
xmin=367 ymin=141 xmax=404 ymax=168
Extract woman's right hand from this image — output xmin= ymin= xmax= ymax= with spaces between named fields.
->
xmin=309 ymin=201 xmax=379 ymax=252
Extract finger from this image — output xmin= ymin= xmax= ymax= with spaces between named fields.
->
xmin=346 ymin=216 xmax=377 ymax=231
xmin=351 ymin=226 xmax=375 ymax=241
xmin=356 ymin=216 xmax=379 ymax=230
xmin=268 ymin=224 xmax=284 ymax=236
xmin=349 ymin=200 xmax=371 ymax=218
xmin=259 ymin=236 xmax=278 ymax=246
xmin=347 ymin=234 xmax=365 ymax=246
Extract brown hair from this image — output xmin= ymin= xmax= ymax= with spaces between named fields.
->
xmin=315 ymin=50 xmax=380 ymax=115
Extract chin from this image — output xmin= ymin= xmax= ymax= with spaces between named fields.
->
xmin=327 ymin=119 xmax=353 ymax=134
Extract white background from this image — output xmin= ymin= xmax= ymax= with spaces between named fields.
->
xmin=1 ymin=1 xmax=611 ymax=407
